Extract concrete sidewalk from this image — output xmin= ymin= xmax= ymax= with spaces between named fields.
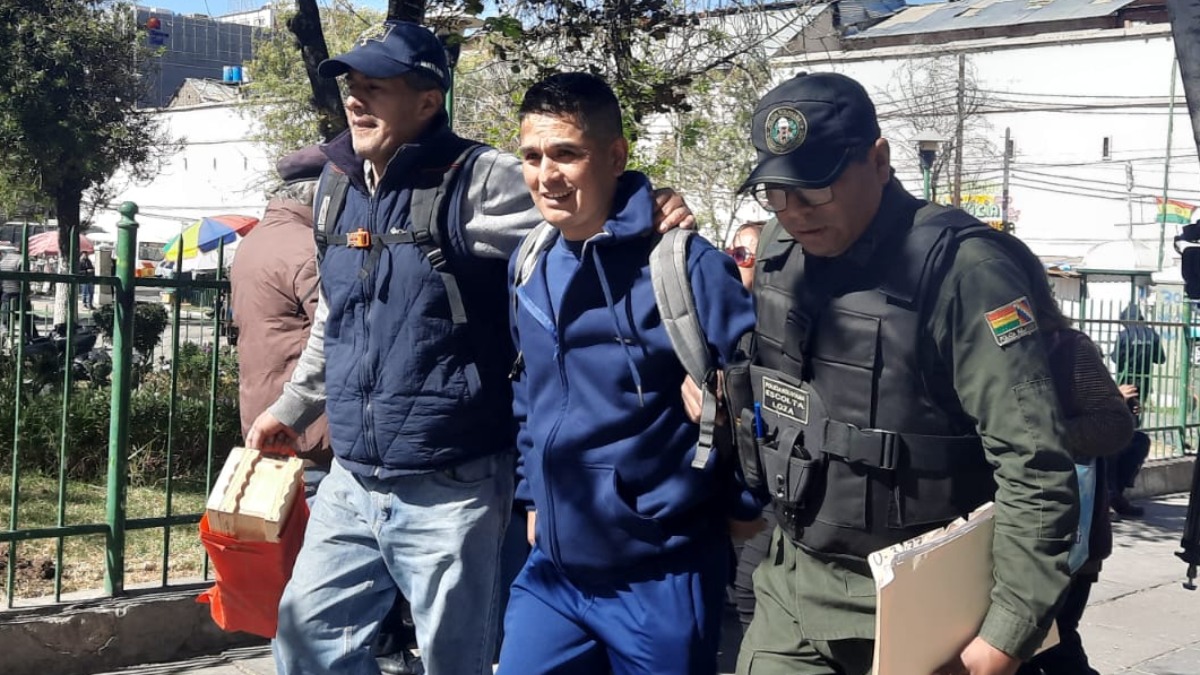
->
xmin=99 ymin=494 xmax=1200 ymax=675
xmin=1078 ymin=494 xmax=1200 ymax=673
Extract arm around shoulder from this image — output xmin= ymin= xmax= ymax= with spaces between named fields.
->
xmin=459 ymin=148 xmax=541 ymax=260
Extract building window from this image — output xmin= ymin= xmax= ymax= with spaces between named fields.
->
xmin=1102 ymin=137 xmax=1111 ymax=161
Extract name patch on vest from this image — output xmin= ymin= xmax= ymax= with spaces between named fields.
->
xmin=762 ymin=376 xmax=810 ymax=425
xmin=985 ymin=296 xmax=1038 ymax=347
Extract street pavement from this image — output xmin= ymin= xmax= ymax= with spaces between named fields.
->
xmin=98 ymin=494 xmax=1200 ymax=675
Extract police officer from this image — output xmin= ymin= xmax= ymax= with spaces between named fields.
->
xmin=723 ymin=73 xmax=1078 ymax=675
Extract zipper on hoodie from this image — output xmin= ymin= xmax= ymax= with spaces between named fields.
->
xmin=518 ymin=284 xmax=566 ymax=570
xmin=359 ymin=190 xmax=381 ymax=466
xmin=538 ymin=232 xmax=610 ymax=572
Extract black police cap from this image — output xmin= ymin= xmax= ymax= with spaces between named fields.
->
xmin=740 ymin=72 xmax=881 ymax=192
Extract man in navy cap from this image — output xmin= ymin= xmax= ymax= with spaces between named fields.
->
xmin=247 ymin=21 xmax=694 ymax=675
xmin=696 ymin=72 xmax=1078 ymax=675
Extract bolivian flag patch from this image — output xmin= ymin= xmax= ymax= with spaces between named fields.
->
xmin=984 ymin=297 xmax=1038 ymax=346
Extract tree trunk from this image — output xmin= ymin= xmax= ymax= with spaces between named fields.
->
xmin=289 ymin=0 xmax=348 ymax=142
xmin=54 ymin=190 xmax=82 ymax=327
xmin=388 ymin=0 xmax=425 ymax=22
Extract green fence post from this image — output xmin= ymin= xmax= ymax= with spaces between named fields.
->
xmin=54 ymin=228 xmax=82 ymax=602
xmin=105 ymin=202 xmax=138 ymax=596
xmin=6 ymin=223 xmax=31 ymax=608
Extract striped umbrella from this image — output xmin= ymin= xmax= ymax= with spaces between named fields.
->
xmin=162 ymin=215 xmax=259 ymax=261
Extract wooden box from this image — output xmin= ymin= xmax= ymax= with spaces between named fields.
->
xmin=205 ymin=447 xmax=305 ymax=542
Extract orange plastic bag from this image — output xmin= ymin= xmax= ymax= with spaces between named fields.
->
xmin=196 ymin=498 xmax=309 ymax=638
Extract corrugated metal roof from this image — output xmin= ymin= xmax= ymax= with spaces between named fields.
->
xmin=850 ymin=0 xmax=1139 ymax=39
xmin=839 ymin=0 xmax=908 ymax=26
xmin=170 ymin=78 xmax=239 ymax=106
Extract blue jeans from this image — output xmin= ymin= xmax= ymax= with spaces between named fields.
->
xmin=302 ymin=465 xmax=329 ymax=507
xmin=274 ymin=453 xmax=514 ymax=675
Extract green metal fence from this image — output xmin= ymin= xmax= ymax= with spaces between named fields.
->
xmin=0 ymin=203 xmax=235 ymax=607
xmin=1069 ymin=297 xmax=1199 ymax=459
xmin=1 ymin=212 xmax=1197 ymax=607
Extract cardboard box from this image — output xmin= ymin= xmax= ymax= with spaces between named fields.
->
xmin=205 ymin=447 xmax=304 ymax=542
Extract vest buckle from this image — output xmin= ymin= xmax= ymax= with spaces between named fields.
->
xmin=347 ymin=228 xmax=372 ymax=249
xmin=878 ymin=431 xmax=900 ymax=471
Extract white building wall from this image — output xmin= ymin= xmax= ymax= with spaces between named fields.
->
xmin=96 ymin=103 xmax=271 ymax=247
xmin=773 ymin=25 xmax=1197 ymax=264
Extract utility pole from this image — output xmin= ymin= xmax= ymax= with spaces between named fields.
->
xmin=1127 ymin=161 xmax=1136 ymax=239
xmin=953 ymin=52 xmax=966 ymax=208
xmin=1001 ymin=127 xmax=1012 ymax=233
xmin=1159 ymin=57 xmax=1179 ymax=272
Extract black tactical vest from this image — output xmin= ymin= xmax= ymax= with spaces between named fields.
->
xmin=750 ymin=204 xmax=999 ymax=561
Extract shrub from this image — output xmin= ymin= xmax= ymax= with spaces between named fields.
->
xmin=93 ymin=302 xmax=170 ymax=358
xmin=0 ymin=347 xmax=241 ymax=483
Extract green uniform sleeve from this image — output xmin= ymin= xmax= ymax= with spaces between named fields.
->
xmin=928 ymin=238 xmax=1078 ymax=660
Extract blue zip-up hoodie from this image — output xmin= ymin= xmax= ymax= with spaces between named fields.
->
xmin=509 ymin=172 xmax=759 ymax=580
xmin=317 ymin=121 xmax=517 ymax=476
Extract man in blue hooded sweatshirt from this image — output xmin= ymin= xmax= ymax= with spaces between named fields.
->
xmin=498 ymin=72 xmax=760 ymax=675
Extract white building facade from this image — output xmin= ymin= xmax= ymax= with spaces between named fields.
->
xmin=96 ymin=101 xmax=272 ymax=249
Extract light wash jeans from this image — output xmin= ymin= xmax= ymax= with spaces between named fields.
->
xmin=274 ymin=453 xmax=514 ymax=675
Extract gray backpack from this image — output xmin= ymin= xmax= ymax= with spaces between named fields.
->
xmin=513 ymin=223 xmax=720 ymax=470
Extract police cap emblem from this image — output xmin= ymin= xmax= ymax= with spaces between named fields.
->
xmin=763 ymin=106 xmax=807 ymax=155
xmin=357 ymin=23 xmax=394 ymax=46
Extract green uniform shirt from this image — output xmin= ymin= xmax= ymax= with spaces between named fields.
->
xmin=761 ymin=184 xmax=1078 ymax=660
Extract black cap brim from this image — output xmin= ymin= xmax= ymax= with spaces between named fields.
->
xmin=318 ymin=53 xmax=414 ymax=80
xmin=738 ymin=146 xmax=854 ymax=193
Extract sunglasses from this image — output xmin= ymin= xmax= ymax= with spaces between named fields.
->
xmin=750 ymin=184 xmax=835 ymax=213
xmin=726 ymin=246 xmax=756 ymax=268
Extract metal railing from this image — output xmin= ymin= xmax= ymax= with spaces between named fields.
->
xmin=1066 ymin=297 xmax=1197 ymax=459
xmin=0 ymin=203 xmax=234 ymax=606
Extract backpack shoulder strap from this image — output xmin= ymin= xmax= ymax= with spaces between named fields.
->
xmin=409 ymin=139 xmax=486 ymax=327
xmin=651 ymin=229 xmax=713 ymax=391
xmin=649 ymin=229 xmax=720 ymax=470
xmin=506 ymin=221 xmax=559 ymax=383
xmin=313 ymin=166 xmax=351 ymax=264
xmin=513 ymin=221 xmax=558 ymax=290
xmin=316 ymin=140 xmax=486 ymax=327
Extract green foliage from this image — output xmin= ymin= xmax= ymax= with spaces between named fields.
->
xmin=490 ymin=0 xmax=776 ymax=135
xmin=243 ymin=4 xmax=384 ymax=164
xmin=0 ymin=345 xmax=240 ymax=483
xmin=644 ymin=60 xmax=770 ymax=241
xmin=0 ymin=1 xmax=172 ymax=233
xmin=92 ymin=302 xmax=170 ymax=359
xmin=452 ymin=45 xmax=526 ymax=152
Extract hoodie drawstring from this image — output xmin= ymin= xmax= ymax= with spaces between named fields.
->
xmin=590 ymin=245 xmax=645 ymax=406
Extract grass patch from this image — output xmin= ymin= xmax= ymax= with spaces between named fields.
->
xmin=0 ymin=472 xmax=208 ymax=603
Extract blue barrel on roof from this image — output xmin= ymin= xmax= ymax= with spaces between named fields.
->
xmin=222 ymin=66 xmax=233 ymax=83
